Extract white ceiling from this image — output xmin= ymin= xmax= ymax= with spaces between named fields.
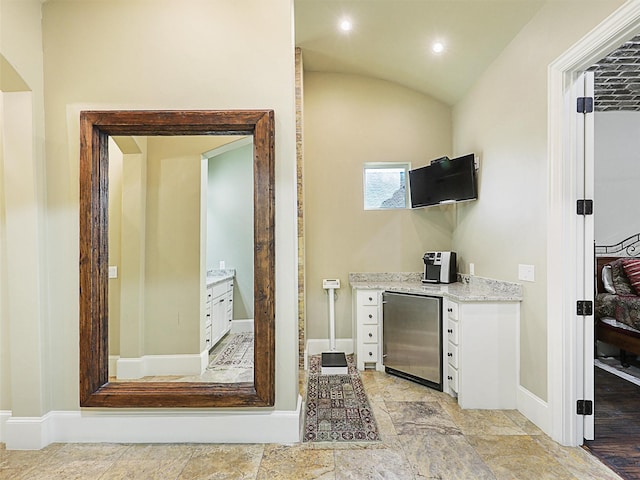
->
xmin=295 ymin=0 xmax=545 ymax=106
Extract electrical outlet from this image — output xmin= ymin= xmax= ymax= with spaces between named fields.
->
xmin=518 ymin=264 xmax=535 ymax=282
xmin=469 ymin=263 xmax=475 ymax=275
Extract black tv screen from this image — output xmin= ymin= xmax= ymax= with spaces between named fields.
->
xmin=409 ymin=153 xmax=478 ymax=208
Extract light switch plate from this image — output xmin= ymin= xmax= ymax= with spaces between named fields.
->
xmin=518 ymin=264 xmax=535 ymax=282
xmin=108 ymin=266 xmax=118 ymax=279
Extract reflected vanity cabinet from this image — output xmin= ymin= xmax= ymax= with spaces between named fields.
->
xmin=205 ymin=278 xmax=234 ymax=351
xmin=352 ymin=289 xmax=384 ymax=371
xmin=445 ymin=299 xmax=519 ymax=409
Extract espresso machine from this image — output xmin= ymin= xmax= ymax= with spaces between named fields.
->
xmin=422 ymin=251 xmax=457 ymax=284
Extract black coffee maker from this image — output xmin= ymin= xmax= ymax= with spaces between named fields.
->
xmin=422 ymin=251 xmax=457 ymax=284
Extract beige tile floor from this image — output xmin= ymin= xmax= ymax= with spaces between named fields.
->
xmin=0 ymin=370 xmax=622 ymax=479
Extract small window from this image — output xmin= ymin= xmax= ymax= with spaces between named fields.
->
xmin=363 ymin=163 xmax=410 ymax=210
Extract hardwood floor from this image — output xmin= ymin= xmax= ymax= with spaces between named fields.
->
xmin=584 ymin=365 xmax=640 ymax=479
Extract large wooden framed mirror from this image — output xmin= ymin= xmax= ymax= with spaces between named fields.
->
xmin=79 ymin=110 xmax=275 ymax=407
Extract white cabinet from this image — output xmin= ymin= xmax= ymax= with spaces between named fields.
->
xmin=205 ymin=278 xmax=234 ymax=350
xmin=445 ymin=299 xmax=519 ymax=409
xmin=352 ymin=287 xmax=520 ymax=409
xmin=353 ymin=289 xmax=383 ymax=371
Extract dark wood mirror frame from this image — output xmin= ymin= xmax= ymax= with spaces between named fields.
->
xmin=79 ymin=110 xmax=275 ymax=408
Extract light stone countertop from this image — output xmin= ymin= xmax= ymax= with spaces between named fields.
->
xmin=349 ymin=272 xmax=522 ymax=302
xmin=206 ymin=269 xmax=235 ymax=287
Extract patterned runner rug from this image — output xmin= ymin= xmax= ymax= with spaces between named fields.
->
xmin=303 ymin=354 xmax=380 ymax=442
xmin=208 ymin=333 xmax=254 ymax=369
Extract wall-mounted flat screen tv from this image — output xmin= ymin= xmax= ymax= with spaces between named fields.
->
xmin=409 ymin=153 xmax=478 ymax=208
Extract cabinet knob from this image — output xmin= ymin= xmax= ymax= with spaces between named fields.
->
xmin=447 ymin=329 xmax=453 ymax=334
xmin=447 ymin=375 xmax=453 ymax=380
xmin=368 ymin=351 xmax=373 ymax=356
xmin=448 ymin=308 xmax=452 ymax=312
xmin=368 ymin=333 xmax=373 ymax=338
xmin=447 ymin=352 xmax=452 ymax=357
xmin=368 ymin=297 xmax=373 ymax=301
xmin=368 ymin=314 xmax=373 ymax=319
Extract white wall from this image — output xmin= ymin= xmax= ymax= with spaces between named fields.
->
xmin=40 ymin=0 xmax=296 ymax=414
xmin=594 ymin=111 xmax=640 ymax=245
xmin=207 ymin=141 xmax=254 ymax=320
xmin=303 ymin=72 xmax=453 ymax=341
xmin=452 ymin=0 xmax=624 ymax=402
xmin=0 ymin=0 xmax=298 ymax=447
xmin=0 ymin=0 xmax=48 ymax=418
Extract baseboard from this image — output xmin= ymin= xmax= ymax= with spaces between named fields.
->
xmin=116 ymin=353 xmax=206 ymax=379
xmin=305 ymin=338 xmax=354 ymax=359
xmin=230 ymin=319 xmax=254 ymax=333
xmin=3 ymin=396 xmax=303 ymax=450
xmin=3 ymin=411 xmax=54 ymax=449
xmin=517 ymin=385 xmax=551 ymax=435
xmin=0 ymin=410 xmax=11 ymax=443
xmin=109 ymin=355 xmax=119 ymax=377
xmin=200 ymin=348 xmax=209 ymax=372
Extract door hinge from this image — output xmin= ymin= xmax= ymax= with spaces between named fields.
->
xmin=577 ymin=300 xmax=593 ymax=316
xmin=577 ymin=399 xmax=593 ymax=415
xmin=577 ymin=96 xmax=594 ymax=114
xmin=577 ymin=199 xmax=593 ymax=215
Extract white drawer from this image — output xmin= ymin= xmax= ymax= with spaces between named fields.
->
xmin=210 ymin=281 xmax=228 ymax=299
xmin=447 ymin=364 xmax=459 ymax=393
xmin=226 ymin=293 xmax=233 ymax=313
xmin=447 ymin=319 xmax=459 ymax=345
xmin=362 ymin=324 xmax=378 ymax=343
xmin=205 ymin=325 xmax=212 ymax=349
xmin=447 ymin=342 xmax=459 ymax=369
xmin=360 ymin=346 xmax=379 ymax=363
xmin=358 ymin=290 xmax=379 ymax=306
xmin=359 ymin=305 xmax=379 ymax=325
xmin=446 ymin=301 xmax=459 ymax=321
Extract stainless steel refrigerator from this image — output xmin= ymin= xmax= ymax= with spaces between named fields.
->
xmin=382 ymin=292 xmax=442 ymax=390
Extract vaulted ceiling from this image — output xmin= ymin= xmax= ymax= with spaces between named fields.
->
xmin=294 ymin=0 xmax=545 ymax=106
xmin=295 ymin=1 xmax=639 ymax=112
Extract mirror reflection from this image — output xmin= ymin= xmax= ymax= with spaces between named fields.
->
xmin=107 ymin=134 xmax=254 ymax=384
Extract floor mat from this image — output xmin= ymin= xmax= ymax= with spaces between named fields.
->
xmin=208 ymin=333 xmax=254 ymax=369
xmin=303 ymin=354 xmax=380 ymax=442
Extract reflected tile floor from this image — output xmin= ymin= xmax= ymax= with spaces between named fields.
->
xmin=0 ymin=370 xmax=622 ymax=480
xmin=107 ymin=333 xmax=254 ymax=384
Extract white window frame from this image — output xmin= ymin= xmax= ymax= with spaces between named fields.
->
xmin=362 ymin=162 xmax=411 ymax=211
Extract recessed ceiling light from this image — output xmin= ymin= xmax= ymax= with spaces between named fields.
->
xmin=432 ymin=41 xmax=445 ymax=54
xmin=339 ymin=18 xmax=353 ymax=32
